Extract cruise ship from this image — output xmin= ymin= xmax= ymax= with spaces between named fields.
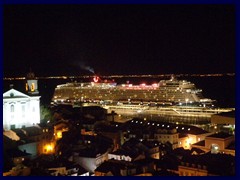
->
xmin=51 ymin=75 xmax=235 ymax=117
xmin=52 ymin=75 xmax=214 ymax=107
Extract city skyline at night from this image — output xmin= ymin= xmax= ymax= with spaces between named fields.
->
xmin=2 ymin=3 xmax=236 ymax=177
xmin=4 ymin=4 xmax=235 ymax=77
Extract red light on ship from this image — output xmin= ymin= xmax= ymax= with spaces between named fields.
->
xmin=93 ymin=76 xmax=100 ymax=83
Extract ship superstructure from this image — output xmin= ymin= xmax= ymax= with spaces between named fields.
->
xmin=52 ymin=75 xmax=214 ymax=107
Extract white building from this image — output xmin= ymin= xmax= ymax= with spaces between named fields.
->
xmin=69 ymin=150 xmax=109 ymax=173
xmin=3 ymin=88 xmax=41 ymax=130
xmin=153 ymin=128 xmax=179 ymax=149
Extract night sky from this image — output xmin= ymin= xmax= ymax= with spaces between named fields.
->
xmin=4 ymin=4 xmax=235 ymax=77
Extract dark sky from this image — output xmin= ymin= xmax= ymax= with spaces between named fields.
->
xmin=4 ymin=4 xmax=235 ymax=77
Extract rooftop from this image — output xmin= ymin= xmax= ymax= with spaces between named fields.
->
xmin=207 ymin=132 xmax=233 ymax=139
xmin=181 ymin=152 xmax=235 ymax=175
xmin=7 ymin=148 xmax=31 ymax=158
xmin=95 ymin=159 xmax=135 ymax=176
xmin=192 ymin=140 xmax=205 ymax=147
xmin=76 ymin=145 xmax=109 ymax=158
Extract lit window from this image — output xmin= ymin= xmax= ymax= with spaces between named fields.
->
xmin=57 ymin=131 xmax=62 ymax=138
xmin=31 ymin=83 xmax=35 ymax=91
xmin=44 ymin=144 xmax=53 ymax=152
xmin=25 ymin=83 xmax=29 ymax=91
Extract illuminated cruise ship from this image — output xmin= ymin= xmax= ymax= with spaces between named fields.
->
xmin=52 ymin=75 xmax=215 ymax=107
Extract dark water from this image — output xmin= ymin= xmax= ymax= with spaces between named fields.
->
xmin=3 ymin=76 xmax=235 ymax=108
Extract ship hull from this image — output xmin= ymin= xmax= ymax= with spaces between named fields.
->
xmin=103 ymin=105 xmax=234 ymax=118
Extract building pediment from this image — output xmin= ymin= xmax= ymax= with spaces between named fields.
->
xmin=3 ymin=89 xmax=30 ymax=99
xmin=3 ymin=88 xmax=41 ymax=131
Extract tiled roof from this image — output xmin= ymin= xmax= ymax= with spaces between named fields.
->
xmin=22 ymin=126 xmax=42 ymax=136
xmin=192 ymin=140 xmax=205 ymax=147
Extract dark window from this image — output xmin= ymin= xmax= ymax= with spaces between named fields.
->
xmin=10 ymin=105 xmax=14 ymax=112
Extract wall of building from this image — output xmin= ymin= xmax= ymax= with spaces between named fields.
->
xmin=100 ymin=131 xmax=124 ymax=151
xmin=205 ymin=137 xmax=232 ymax=151
xmin=71 ymin=151 xmax=108 ymax=173
xmin=148 ymin=146 xmax=160 ymax=159
xmin=108 ymin=154 xmax=132 ymax=161
xmin=211 ymin=115 xmax=235 ymax=125
xmin=154 ymin=132 xmax=178 ymax=149
xmin=48 ymin=167 xmax=67 ymax=176
xmin=178 ymin=164 xmax=208 ymax=176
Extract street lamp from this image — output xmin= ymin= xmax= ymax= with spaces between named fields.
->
xmin=185 ymin=98 xmax=189 ymax=106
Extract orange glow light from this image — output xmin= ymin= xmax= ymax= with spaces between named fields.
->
xmin=57 ymin=131 xmax=62 ymax=139
xmin=31 ymin=83 xmax=35 ymax=91
xmin=44 ymin=143 xmax=54 ymax=154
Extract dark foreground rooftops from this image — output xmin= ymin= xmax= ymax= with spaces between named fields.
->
xmin=207 ymin=132 xmax=233 ymax=139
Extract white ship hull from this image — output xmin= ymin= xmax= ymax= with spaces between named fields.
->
xmin=103 ymin=105 xmax=234 ymax=118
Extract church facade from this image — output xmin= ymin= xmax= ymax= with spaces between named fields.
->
xmin=3 ymin=89 xmax=41 ymax=130
xmin=3 ymin=69 xmax=40 ymax=130
xmin=3 ymin=70 xmax=41 ymax=130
